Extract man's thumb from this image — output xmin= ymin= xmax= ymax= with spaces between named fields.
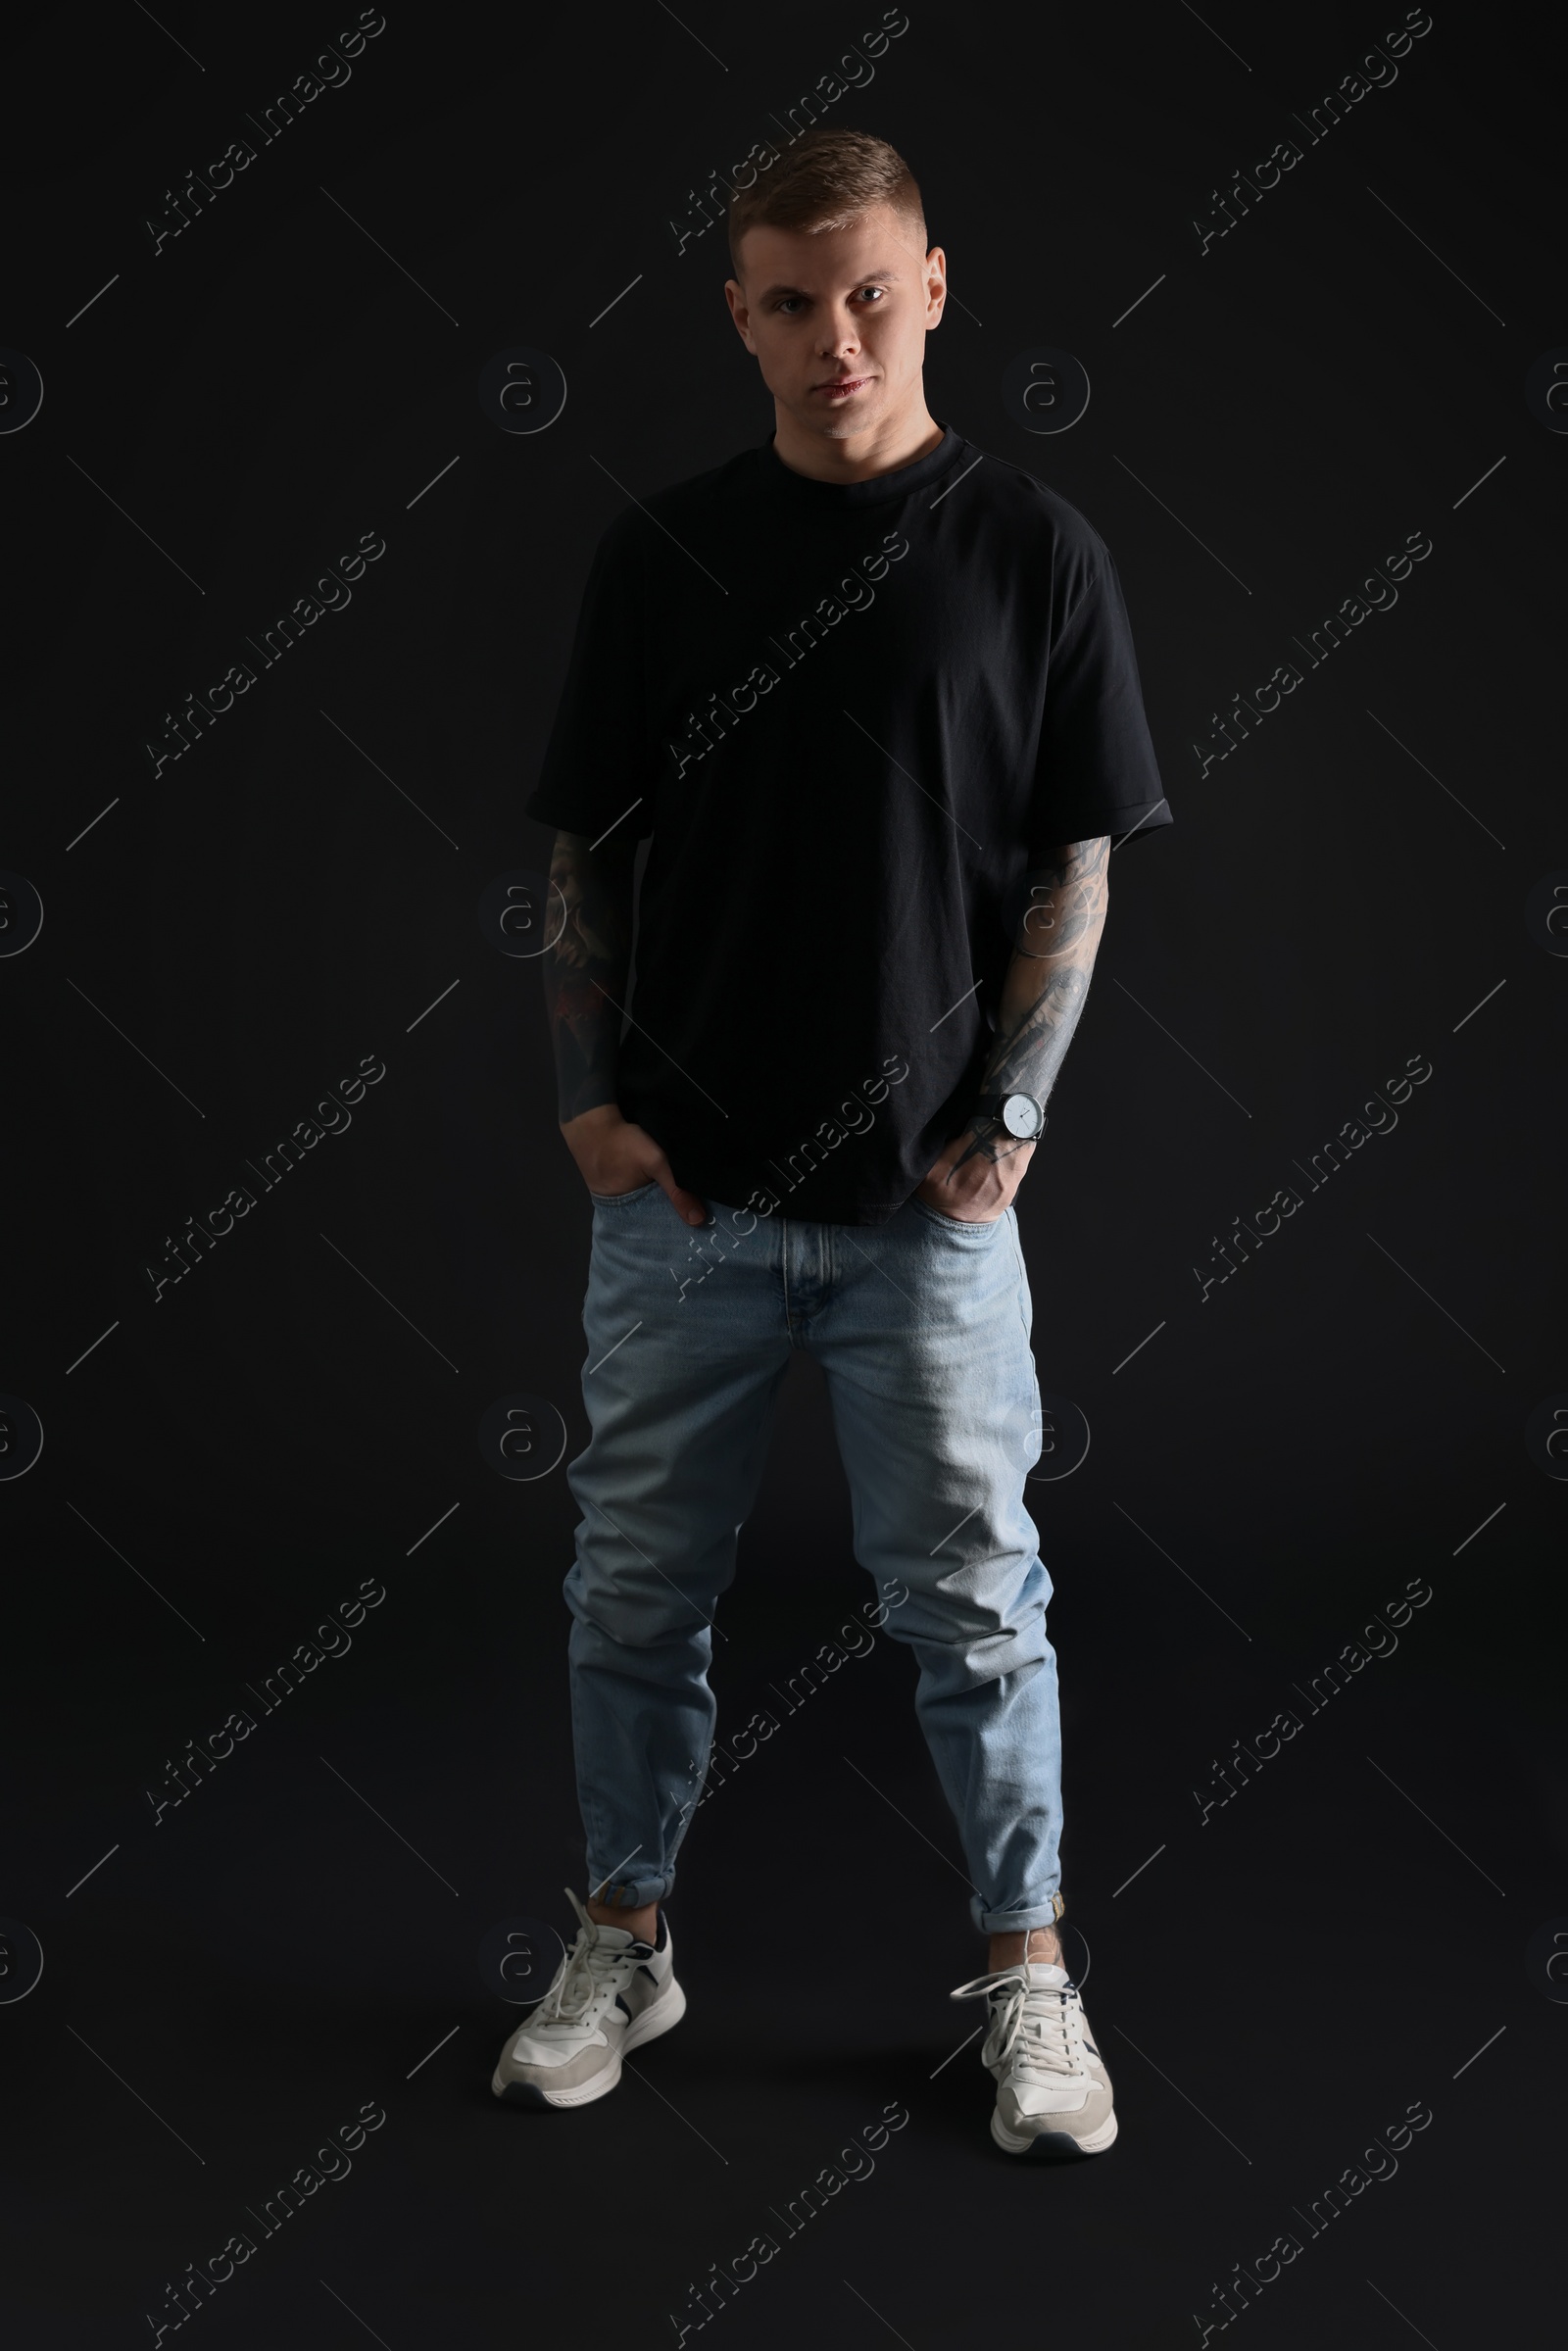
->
xmin=654 ymin=1163 xmax=709 ymax=1226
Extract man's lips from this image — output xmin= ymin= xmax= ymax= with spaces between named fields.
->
xmin=814 ymin=374 xmax=873 ymax=395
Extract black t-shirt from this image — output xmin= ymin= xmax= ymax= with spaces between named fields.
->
xmin=525 ymin=419 xmax=1172 ymax=1225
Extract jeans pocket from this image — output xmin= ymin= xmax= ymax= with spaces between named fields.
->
xmin=588 ymin=1179 xmax=662 ymax=1207
xmin=908 ymin=1195 xmax=1005 ymax=1238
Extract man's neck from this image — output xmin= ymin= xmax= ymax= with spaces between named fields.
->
xmin=769 ymin=400 xmax=946 ymax=486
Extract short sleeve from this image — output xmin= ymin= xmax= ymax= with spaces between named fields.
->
xmin=523 ymin=514 xmax=658 ymax=841
xmin=1028 ymin=551 xmax=1171 ymax=855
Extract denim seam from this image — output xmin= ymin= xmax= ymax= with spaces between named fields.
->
xmin=1008 ymin=1210 xmax=1033 ymax=1342
xmin=566 ymin=1623 xmax=614 ymax=1882
xmin=781 ymin=1223 xmax=807 ymax=1347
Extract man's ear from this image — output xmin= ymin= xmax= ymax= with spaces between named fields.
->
xmin=724 ymin=279 xmax=757 ymax=351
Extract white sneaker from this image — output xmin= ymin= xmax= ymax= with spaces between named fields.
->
xmin=491 ymin=1887 xmax=685 ymax=2109
xmin=949 ymin=1957 xmax=1118 ymax=2157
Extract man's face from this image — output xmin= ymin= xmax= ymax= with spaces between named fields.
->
xmin=725 ymin=204 xmax=945 ymax=445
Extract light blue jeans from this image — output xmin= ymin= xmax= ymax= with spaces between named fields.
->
xmin=562 ymin=1183 xmax=1064 ymax=1936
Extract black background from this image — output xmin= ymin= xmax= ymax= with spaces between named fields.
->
xmin=2 ymin=1 xmax=1563 ymax=2343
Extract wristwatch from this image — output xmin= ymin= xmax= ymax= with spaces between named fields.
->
xmin=972 ymin=1092 xmax=1046 ymax=1140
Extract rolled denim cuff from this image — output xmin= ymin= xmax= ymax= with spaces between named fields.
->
xmin=972 ymin=1888 xmax=1064 ymax=1935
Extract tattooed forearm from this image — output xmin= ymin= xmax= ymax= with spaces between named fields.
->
xmin=956 ymin=836 xmax=1110 ymax=1169
xmin=543 ymin=829 xmax=637 ymax=1123
xmin=1014 ymin=832 xmax=1109 ymax=960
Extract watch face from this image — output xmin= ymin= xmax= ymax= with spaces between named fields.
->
xmin=1004 ymin=1095 xmax=1040 ymax=1138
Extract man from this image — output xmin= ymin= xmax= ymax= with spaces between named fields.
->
xmin=493 ymin=126 xmax=1171 ymax=2158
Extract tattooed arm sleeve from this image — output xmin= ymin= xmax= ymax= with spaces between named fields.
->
xmin=542 ymin=829 xmax=639 ymax=1124
xmin=956 ymin=835 xmax=1111 ymax=1168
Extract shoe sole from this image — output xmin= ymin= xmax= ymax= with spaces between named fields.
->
xmin=991 ymin=2105 xmax=1118 ymax=2159
xmin=491 ymin=1979 xmax=687 ymax=2109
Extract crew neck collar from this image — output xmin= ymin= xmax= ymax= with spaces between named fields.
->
xmin=757 ymin=419 xmax=966 ymax=506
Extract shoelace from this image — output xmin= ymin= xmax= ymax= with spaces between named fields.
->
xmin=530 ymin=1886 xmax=640 ymax=2031
xmin=950 ymin=1964 xmax=1085 ymax=2079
